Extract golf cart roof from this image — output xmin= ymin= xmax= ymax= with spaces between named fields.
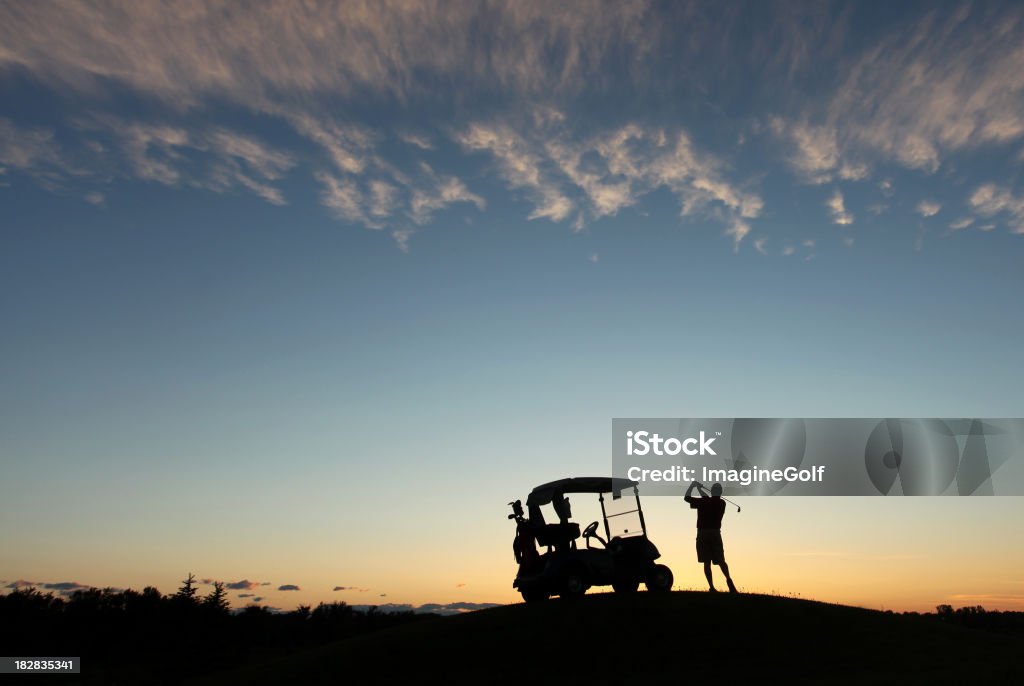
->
xmin=526 ymin=477 xmax=639 ymax=507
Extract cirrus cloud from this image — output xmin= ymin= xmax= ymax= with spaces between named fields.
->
xmin=456 ymin=115 xmax=763 ymax=248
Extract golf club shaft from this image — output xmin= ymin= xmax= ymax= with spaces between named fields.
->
xmin=695 ymin=482 xmax=741 ymax=511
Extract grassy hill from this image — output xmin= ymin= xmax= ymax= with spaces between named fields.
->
xmin=191 ymin=592 xmax=1022 ymax=685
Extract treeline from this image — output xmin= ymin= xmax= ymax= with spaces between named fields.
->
xmin=929 ymin=604 xmax=1024 ymax=633
xmin=885 ymin=604 xmax=1024 ymax=634
xmin=0 ymin=574 xmax=436 ymax=683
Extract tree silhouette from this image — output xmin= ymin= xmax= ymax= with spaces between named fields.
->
xmin=203 ymin=581 xmax=230 ymax=614
xmin=175 ymin=572 xmax=199 ymax=603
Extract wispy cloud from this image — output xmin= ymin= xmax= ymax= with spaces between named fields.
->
xmin=399 ymin=132 xmax=434 ymax=151
xmin=0 ymin=117 xmax=86 ymax=191
xmin=456 ymin=116 xmax=762 ymax=248
xmin=391 ymin=228 xmax=415 ymax=253
xmin=764 ymin=3 xmax=1024 ymax=215
xmin=111 ymin=122 xmax=191 ymax=185
xmin=807 ymin=6 xmax=1024 ymax=175
xmin=278 ymin=584 xmax=301 ymax=591
xmin=916 ymin=200 xmax=941 ymax=217
xmin=0 ymin=2 xmax=664 ymax=110
xmin=225 ymin=580 xmax=262 ymax=591
xmin=208 ymin=129 xmax=295 ymax=180
xmin=408 ymin=163 xmax=486 ymax=225
xmin=455 ymin=122 xmax=574 ymax=222
xmin=769 ymin=116 xmax=872 ymax=185
xmin=41 ymin=116 xmax=299 ymax=205
xmin=826 ymin=189 xmax=853 ymax=225
xmin=3 ymin=580 xmax=91 ymax=597
xmin=316 ymin=172 xmax=373 ymax=226
xmin=969 ymin=183 xmax=1024 ymax=234
xmin=367 ymin=180 xmax=401 ymax=219
xmin=313 ymin=154 xmax=485 ymax=248
xmin=723 ymin=220 xmax=752 ymax=251
xmin=0 ymin=118 xmax=65 ymax=175
xmin=43 ymin=581 xmax=90 ymax=592
xmin=838 ymin=162 xmax=869 ymax=181
xmin=3 ymin=2 xmax=1022 ymax=254
xmin=289 ymin=115 xmax=371 ymax=175
xmin=771 ymin=119 xmax=841 ymax=184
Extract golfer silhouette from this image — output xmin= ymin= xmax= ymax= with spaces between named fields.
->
xmin=684 ymin=481 xmax=738 ymax=593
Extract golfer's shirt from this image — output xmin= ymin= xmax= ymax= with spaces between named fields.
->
xmin=686 ymin=497 xmax=726 ymax=529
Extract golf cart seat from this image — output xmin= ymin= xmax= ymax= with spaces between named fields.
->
xmin=534 ymin=522 xmax=581 ymax=548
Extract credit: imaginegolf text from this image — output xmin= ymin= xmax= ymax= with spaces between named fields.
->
xmin=626 ymin=464 xmax=827 ymax=486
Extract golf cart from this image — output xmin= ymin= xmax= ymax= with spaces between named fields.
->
xmin=508 ymin=477 xmax=673 ymax=602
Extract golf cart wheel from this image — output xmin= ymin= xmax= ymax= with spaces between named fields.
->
xmin=645 ymin=564 xmax=673 ymax=593
xmin=612 ymin=580 xmax=639 ymax=594
xmin=520 ymin=588 xmax=549 ymax=603
xmin=561 ymin=571 xmax=589 ymax=598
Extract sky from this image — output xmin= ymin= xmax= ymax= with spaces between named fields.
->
xmin=1 ymin=0 xmax=1023 ymax=614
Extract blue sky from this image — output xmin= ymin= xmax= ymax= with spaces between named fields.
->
xmin=2 ymin=1 xmax=1024 ymax=611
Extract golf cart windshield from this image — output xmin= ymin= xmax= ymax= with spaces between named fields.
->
xmin=602 ymin=489 xmax=645 ymax=539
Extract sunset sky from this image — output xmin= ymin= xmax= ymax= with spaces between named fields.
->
xmin=2 ymin=1 xmax=1023 ymax=614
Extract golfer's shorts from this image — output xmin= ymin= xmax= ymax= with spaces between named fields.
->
xmin=696 ymin=528 xmax=725 ymax=564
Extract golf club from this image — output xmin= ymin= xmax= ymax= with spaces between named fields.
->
xmin=694 ymin=481 xmax=742 ymax=512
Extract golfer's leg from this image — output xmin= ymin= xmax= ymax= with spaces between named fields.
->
xmin=719 ymin=560 xmax=738 ymax=592
xmin=703 ymin=561 xmax=715 ymax=589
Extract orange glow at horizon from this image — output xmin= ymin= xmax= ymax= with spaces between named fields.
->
xmin=5 ymin=496 xmax=1023 ymax=614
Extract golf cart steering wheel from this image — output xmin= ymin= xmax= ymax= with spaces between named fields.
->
xmin=582 ymin=521 xmax=606 ymax=549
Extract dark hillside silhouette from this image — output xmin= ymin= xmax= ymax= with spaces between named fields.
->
xmin=193 ymin=592 xmax=1024 ymax=686
xmin=4 ymin=580 xmax=1024 ymax=684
